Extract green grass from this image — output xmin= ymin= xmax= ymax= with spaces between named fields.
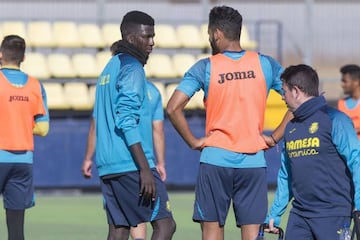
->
xmin=0 ymin=191 xmax=289 ymax=240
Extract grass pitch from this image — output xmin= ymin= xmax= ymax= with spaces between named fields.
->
xmin=0 ymin=191 xmax=289 ymax=240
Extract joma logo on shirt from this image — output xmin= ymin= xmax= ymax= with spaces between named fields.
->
xmin=9 ymin=95 xmax=29 ymax=102
xmin=218 ymin=70 xmax=256 ymax=84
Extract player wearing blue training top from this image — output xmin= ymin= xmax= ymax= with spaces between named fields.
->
xmin=92 ymin=11 xmax=175 ymax=240
xmin=82 ymin=80 xmax=166 ymax=240
xmin=0 ymin=35 xmax=49 ymax=240
xmin=167 ymin=5 xmax=291 ymax=240
xmin=82 ymin=56 xmax=166 ymax=240
xmin=267 ymin=64 xmax=360 ymax=240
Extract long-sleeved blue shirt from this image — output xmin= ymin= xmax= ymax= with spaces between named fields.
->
xmin=94 ymin=53 xmax=156 ymax=177
xmin=268 ymin=96 xmax=360 ymax=226
xmin=147 ymin=81 xmax=164 ymax=122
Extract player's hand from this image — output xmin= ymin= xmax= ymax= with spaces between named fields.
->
xmin=267 ymin=219 xmax=280 ymax=234
xmin=191 ymin=137 xmax=207 ymax=151
xmin=353 ymin=210 xmax=360 ymax=221
xmin=81 ymin=158 xmax=92 ymax=178
xmin=156 ymin=163 xmax=167 ymax=181
xmin=263 ymin=134 xmax=276 ymax=147
xmin=139 ymin=168 xmax=156 ymax=201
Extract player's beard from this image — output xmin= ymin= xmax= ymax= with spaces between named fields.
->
xmin=210 ymin=35 xmax=220 ymax=55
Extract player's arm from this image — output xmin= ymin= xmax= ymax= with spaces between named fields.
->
xmin=263 ymin=111 xmax=293 ymax=147
xmin=260 ymin=54 xmax=293 ymax=147
xmin=150 ymin=86 xmax=167 ymax=181
xmin=33 ymin=82 xmax=49 ymax=136
xmin=129 ymin=142 xmax=155 ymax=200
xmin=267 ymin=151 xmax=293 ymax=230
xmin=33 ymin=120 xmax=49 ymax=136
xmin=332 ymin=111 xmax=360 ymax=210
xmin=166 ymin=90 xmax=205 ymax=150
xmin=166 ymin=60 xmax=207 ymax=150
xmin=116 ymin=66 xmax=155 ymax=200
xmin=82 ymin=118 xmax=95 ymax=178
xmin=153 ymin=120 xmax=166 ymax=181
xmin=117 ymin=107 xmax=156 ymax=199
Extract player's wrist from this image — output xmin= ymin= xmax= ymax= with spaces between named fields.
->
xmin=270 ymin=134 xmax=278 ymax=145
xmin=83 ymin=157 xmax=93 ymax=162
xmin=156 ymin=162 xmax=165 ymax=167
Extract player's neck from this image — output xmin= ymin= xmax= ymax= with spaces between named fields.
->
xmin=221 ymin=40 xmax=242 ymax=52
xmin=0 ymin=64 xmax=20 ymax=70
xmin=350 ymin=90 xmax=360 ymax=100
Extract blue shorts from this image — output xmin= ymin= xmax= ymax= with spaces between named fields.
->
xmin=0 ymin=163 xmax=34 ymax=210
xmin=100 ymin=169 xmax=173 ymax=227
xmin=286 ymin=212 xmax=351 ymax=240
xmin=193 ymin=163 xmax=267 ymax=226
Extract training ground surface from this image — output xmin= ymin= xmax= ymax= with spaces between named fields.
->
xmin=0 ymin=191 xmax=289 ymax=240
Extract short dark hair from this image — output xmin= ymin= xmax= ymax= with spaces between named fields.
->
xmin=0 ymin=35 xmax=25 ymax=65
xmin=340 ymin=64 xmax=360 ymax=81
xmin=209 ymin=6 xmax=243 ymax=41
xmin=120 ymin=11 xmax=154 ymax=38
xmin=281 ymin=64 xmax=319 ymax=97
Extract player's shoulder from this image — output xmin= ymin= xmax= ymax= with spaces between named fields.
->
xmin=193 ymin=57 xmax=209 ymax=69
xmin=112 ymin=54 xmax=145 ymax=78
xmin=27 ymin=75 xmax=44 ymax=92
xmin=326 ymin=105 xmax=352 ymax=123
xmin=146 ymin=80 xmax=161 ymax=95
xmin=257 ymin=51 xmax=280 ymax=66
xmin=123 ymin=55 xmax=143 ymax=68
xmin=26 ymin=73 xmax=41 ymax=83
xmin=338 ymin=96 xmax=350 ymax=102
xmin=146 ymin=80 xmax=157 ymax=91
xmin=181 ymin=57 xmax=209 ymax=80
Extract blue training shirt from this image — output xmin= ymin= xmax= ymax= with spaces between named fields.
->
xmin=147 ymin=81 xmax=164 ymax=122
xmin=0 ymin=68 xmax=49 ymax=164
xmin=268 ymin=96 xmax=360 ymax=226
xmin=91 ymin=80 xmax=163 ymax=121
xmin=94 ymin=54 xmax=157 ymax=177
xmin=176 ymin=50 xmax=284 ymax=168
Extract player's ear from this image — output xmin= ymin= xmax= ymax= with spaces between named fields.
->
xmin=293 ymin=86 xmax=303 ymax=99
xmin=126 ymin=34 xmax=135 ymax=44
xmin=213 ymin=28 xmax=222 ymax=41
